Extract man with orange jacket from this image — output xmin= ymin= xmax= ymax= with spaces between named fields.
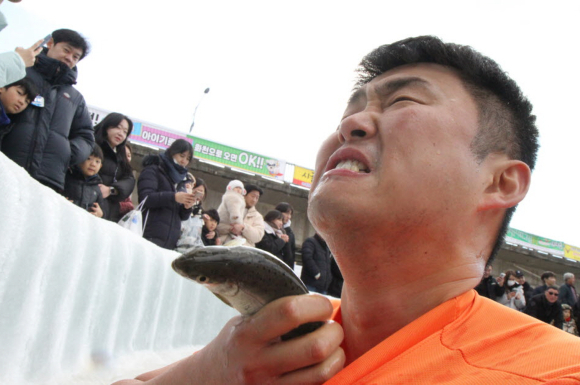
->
xmin=116 ymin=36 xmax=580 ymax=384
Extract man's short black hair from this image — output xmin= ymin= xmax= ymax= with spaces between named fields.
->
xmin=356 ymin=36 xmax=539 ymax=265
xmin=541 ymin=271 xmax=556 ymax=282
xmin=4 ymin=77 xmax=38 ymax=101
xmin=205 ymin=208 xmax=220 ymax=224
xmin=275 ymin=202 xmax=293 ymax=214
xmin=51 ymin=28 xmax=90 ymax=60
xmin=244 ymin=184 xmax=263 ymax=196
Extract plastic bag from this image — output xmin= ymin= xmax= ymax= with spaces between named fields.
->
xmin=175 ymin=215 xmax=204 ymax=253
xmin=118 ymin=197 xmax=148 ymax=237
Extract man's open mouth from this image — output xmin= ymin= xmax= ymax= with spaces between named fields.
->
xmin=334 ymin=159 xmax=370 ymax=173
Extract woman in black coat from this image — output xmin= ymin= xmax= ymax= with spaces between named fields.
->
xmin=94 ymin=113 xmax=135 ymax=222
xmin=256 ymin=210 xmax=288 ymax=261
xmin=137 ymin=139 xmax=196 ymax=249
xmin=300 ymin=233 xmax=333 ymax=294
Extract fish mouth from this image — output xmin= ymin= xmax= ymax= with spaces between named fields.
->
xmin=325 ymin=148 xmax=371 ymax=174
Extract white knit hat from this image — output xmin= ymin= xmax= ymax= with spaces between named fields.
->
xmin=226 ymin=179 xmax=246 ymax=195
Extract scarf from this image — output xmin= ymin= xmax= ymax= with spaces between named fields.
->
xmin=161 ymin=152 xmax=188 ymax=185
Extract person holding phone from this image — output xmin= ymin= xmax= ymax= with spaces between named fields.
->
xmin=497 ymin=270 xmax=526 ymax=311
xmin=137 ymin=139 xmax=195 ymax=250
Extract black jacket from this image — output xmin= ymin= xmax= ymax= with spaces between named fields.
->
xmin=201 ymin=225 xmax=220 ymax=246
xmin=475 ymin=276 xmax=504 ymax=301
xmin=525 ymin=293 xmax=564 ymax=329
xmin=98 ymin=142 xmax=135 ymax=222
xmin=256 ymin=223 xmax=287 ymax=261
xmin=63 ymin=167 xmax=107 ymax=218
xmin=300 ymin=234 xmax=333 ymax=293
xmin=138 ymin=155 xmax=192 ymax=249
xmin=0 ymin=50 xmax=94 ymax=190
xmin=559 ymin=283 xmax=578 ymax=307
xmin=281 ymin=225 xmax=296 ymax=269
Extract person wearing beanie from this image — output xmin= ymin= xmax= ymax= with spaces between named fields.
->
xmin=217 ymin=179 xmax=247 ymax=245
xmin=562 ymin=304 xmax=579 ymax=336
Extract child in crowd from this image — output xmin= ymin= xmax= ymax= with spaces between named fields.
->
xmin=217 ymin=179 xmax=246 ymax=244
xmin=201 ymin=209 xmax=221 ymax=246
xmin=562 ymin=304 xmax=579 ymax=336
xmin=175 ymin=174 xmax=204 ymax=253
xmin=0 ymin=77 xmax=37 ymax=145
xmin=63 ymin=144 xmax=107 ymax=218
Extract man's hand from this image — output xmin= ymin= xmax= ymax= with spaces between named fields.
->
xmin=15 ymin=39 xmax=44 ymax=67
xmin=113 ymin=295 xmax=345 ymax=384
xmin=231 ymin=223 xmax=245 ymax=235
xmin=280 ymin=234 xmax=289 ymax=243
xmin=175 ymin=192 xmax=196 ymax=208
xmin=98 ymin=184 xmax=111 ymax=199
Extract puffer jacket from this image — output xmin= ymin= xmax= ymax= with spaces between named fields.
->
xmin=137 ymin=155 xmax=192 ymax=249
xmin=0 ymin=49 xmax=94 ymax=190
xmin=300 ymin=234 xmax=333 ymax=293
xmin=98 ymin=142 xmax=135 ymax=222
xmin=63 ymin=166 xmax=107 ymax=218
xmin=217 ymin=204 xmax=264 ymax=247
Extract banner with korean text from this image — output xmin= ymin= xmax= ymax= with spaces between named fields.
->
xmin=564 ymin=244 xmax=580 ymax=262
xmin=293 ymin=166 xmax=314 ymax=188
xmin=191 ymin=137 xmax=286 ymax=180
xmin=505 ymin=228 xmax=565 ymax=257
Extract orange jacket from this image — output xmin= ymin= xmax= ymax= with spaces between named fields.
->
xmin=326 ymin=290 xmax=580 ymax=384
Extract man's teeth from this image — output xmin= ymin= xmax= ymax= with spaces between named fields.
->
xmin=335 ymin=160 xmax=368 ymax=172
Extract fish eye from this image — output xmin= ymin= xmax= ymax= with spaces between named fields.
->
xmin=197 ymin=276 xmax=208 ymax=283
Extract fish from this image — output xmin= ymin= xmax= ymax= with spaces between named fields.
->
xmin=172 ymin=245 xmax=323 ymax=340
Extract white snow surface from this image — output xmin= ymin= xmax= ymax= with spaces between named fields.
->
xmin=0 ymin=153 xmax=237 ymax=384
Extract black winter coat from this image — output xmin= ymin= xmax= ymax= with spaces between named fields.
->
xmin=98 ymin=142 xmax=135 ymax=222
xmin=138 ymin=155 xmax=192 ymax=249
xmin=525 ymin=293 xmax=564 ymax=329
xmin=474 ymin=276 xmax=504 ymax=301
xmin=300 ymin=234 xmax=332 ymax=294
xmin=0 ymin=50 xmax=94 ymax=190
xmin=281 ymin=225 xmax=296 ymax=269
xmin=63 ymin=167 xmax=107 ymax=218
xmin=256 ymin=224 xmax=287 ymax=261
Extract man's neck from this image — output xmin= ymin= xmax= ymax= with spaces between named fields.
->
xmin=332 ymin=237 xmax=485 ymax=365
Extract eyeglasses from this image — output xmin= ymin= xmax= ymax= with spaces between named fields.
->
xmin=546 ymin=291 xmax=559 ymax=296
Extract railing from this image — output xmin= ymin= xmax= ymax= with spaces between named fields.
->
xmin=0 ymin=153 xmax=237 ymax=384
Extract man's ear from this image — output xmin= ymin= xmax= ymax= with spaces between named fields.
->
xmin=46 ymin=38 xmax=54 ymax=50
xmin=478 ymin=157 xmax=531 ymax=212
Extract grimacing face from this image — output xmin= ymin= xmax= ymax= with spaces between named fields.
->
xmin=308 ymin=63 xmax=484 ymax=237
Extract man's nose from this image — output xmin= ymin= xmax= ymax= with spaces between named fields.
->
xmin=337 ymin=111 xmax=377 ymax=144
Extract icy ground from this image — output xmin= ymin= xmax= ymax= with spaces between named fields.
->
xmin=0 ymin=153 xmax=237 ymax=384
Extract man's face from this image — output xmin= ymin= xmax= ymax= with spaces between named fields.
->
xmin=545 ymin=288 xmax=559 ymax=304
xmin=245 ymin=190 xmax=260 ymax=208
xmin=567 ymin=275 xmax=575 ymax=285
xmin=0 ymin=85 xmax=30 ymax=114
xmin=517 ymin=276 xmax=525 ymax=285
xmin=79 ymin=155 xmax=102 ymax=177
xmin=46 ymin=41 xmax=83 ymax=69
xmin=483 ymin=265 xmax=492 ymax=279
xmin=546 ymin=276 xmax=557 ymax=286
xmin=308 ymin=64 xmax=482 ymax=237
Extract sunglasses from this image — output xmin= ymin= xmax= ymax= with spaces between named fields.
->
xmin=546 ymin=291 xmax=559 ymax=296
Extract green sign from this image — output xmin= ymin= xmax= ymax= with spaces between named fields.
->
xmin=190 ymin=136 xmax=285 ymax=180
xmin=506 ymin=228 xmax=564 ymax=255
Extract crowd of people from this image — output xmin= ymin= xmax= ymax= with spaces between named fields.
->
xmin=476 ymin=267 xmax=579 ymax=336
xmin=0 ymin=13 xmax=344 ymax=297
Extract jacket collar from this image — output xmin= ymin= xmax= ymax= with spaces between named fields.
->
xmin=34 ymin=49 xmax=78 ymax=85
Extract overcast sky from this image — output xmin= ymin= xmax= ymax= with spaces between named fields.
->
xmin=1 ymin=0 xmax=579 ymax=246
